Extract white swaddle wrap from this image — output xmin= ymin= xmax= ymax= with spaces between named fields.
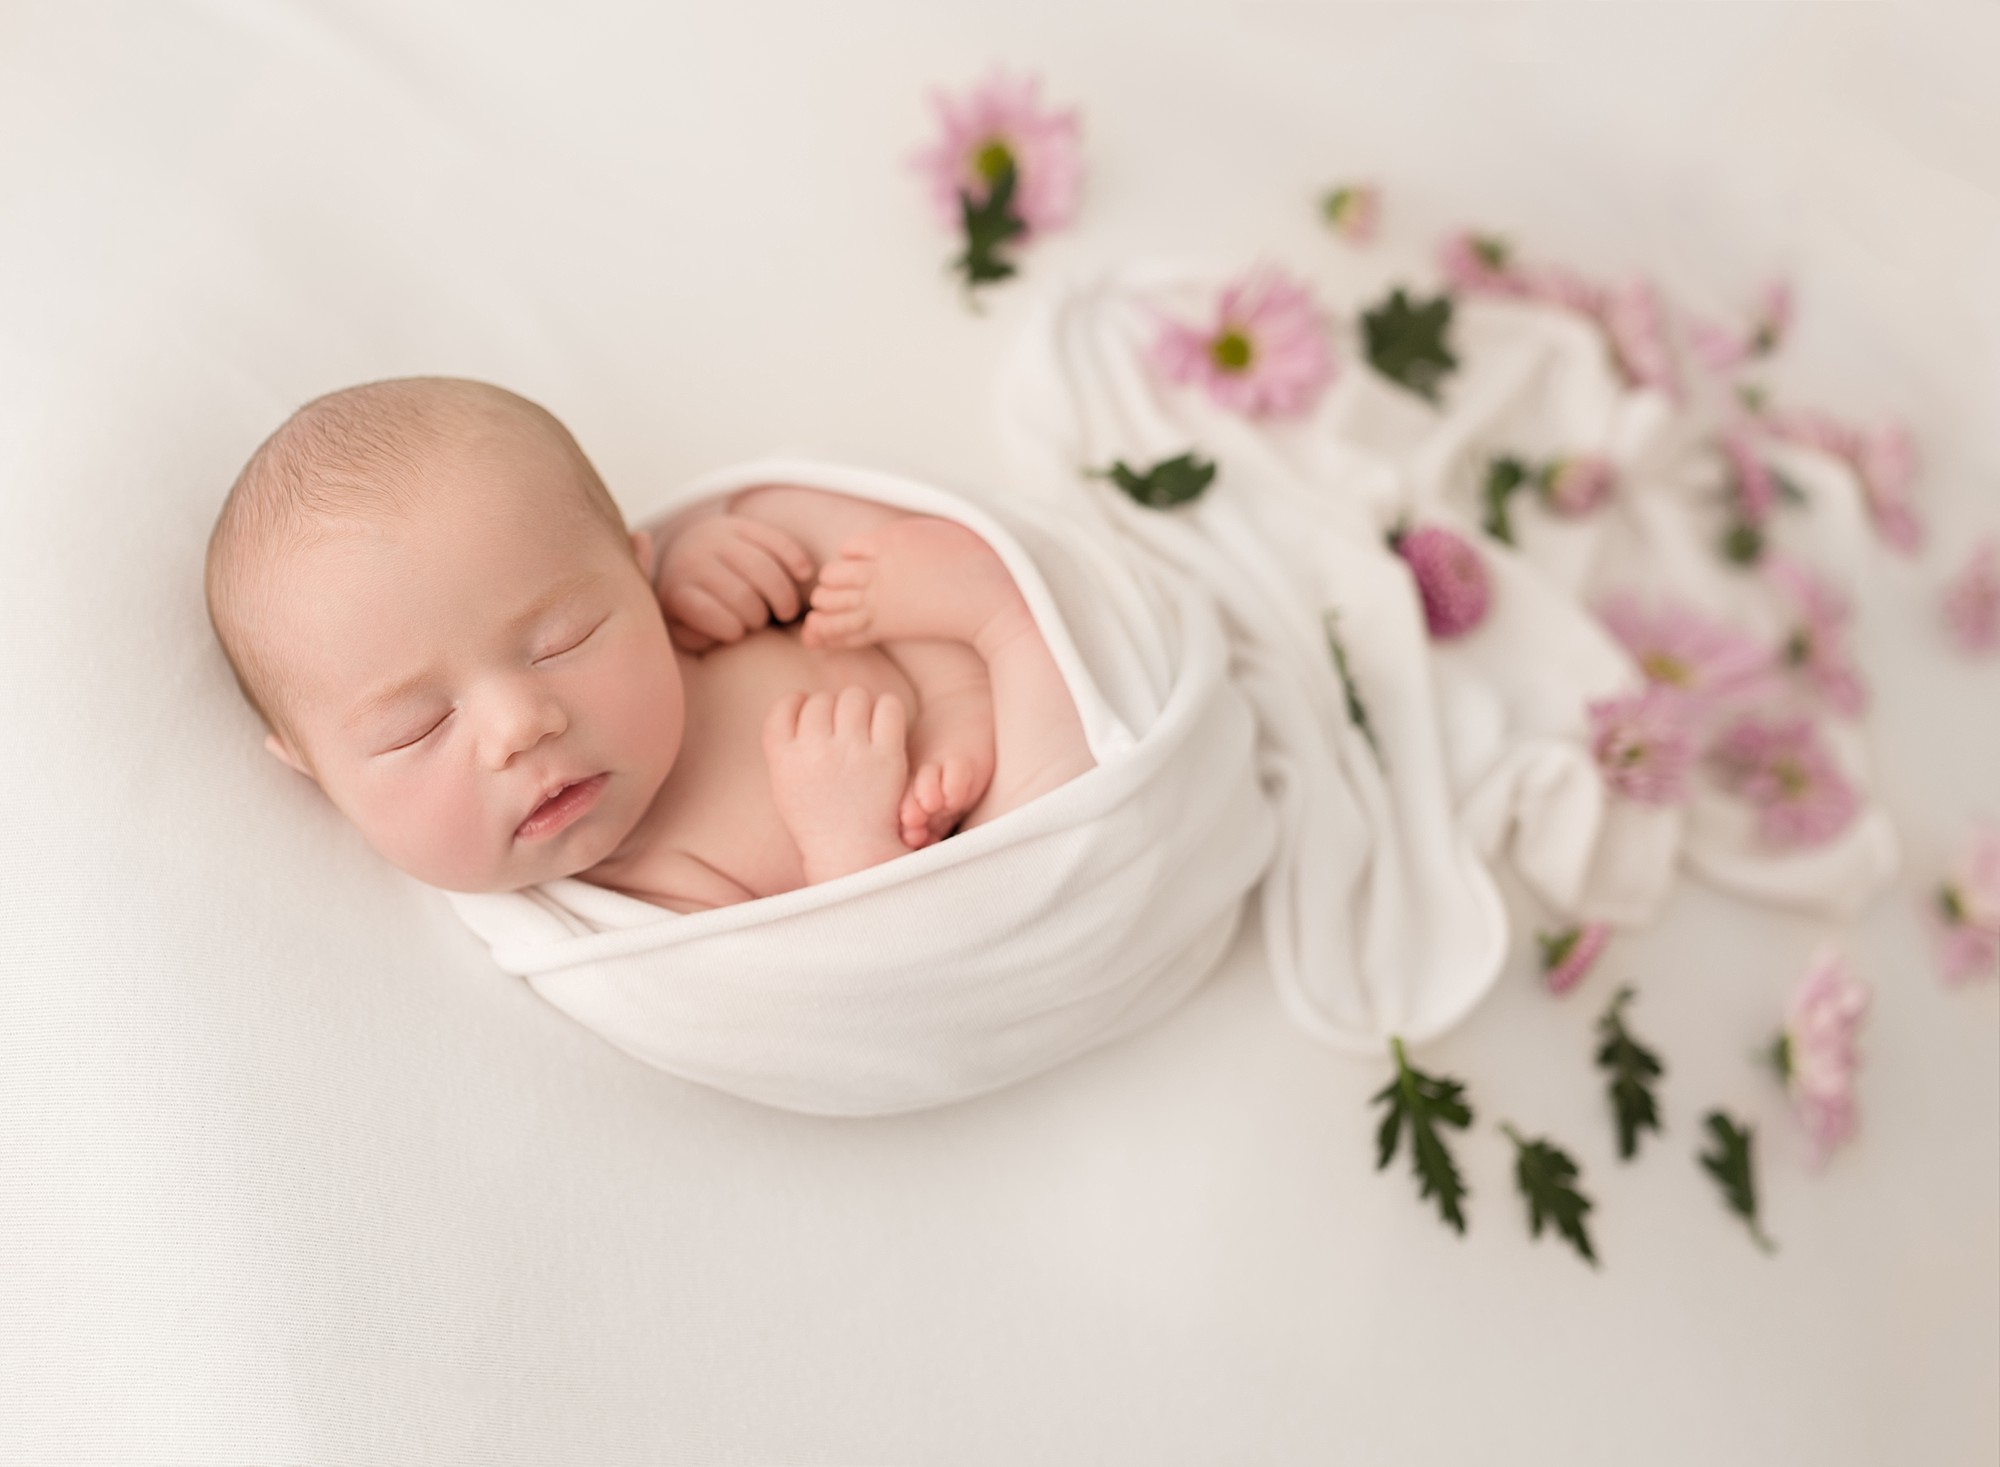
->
xmin=446 ymin=263 xmax=1899 ymax=1116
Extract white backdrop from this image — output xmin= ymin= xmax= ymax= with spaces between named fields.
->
xmin=2 ymin=2 xmax=1995 ymax=1462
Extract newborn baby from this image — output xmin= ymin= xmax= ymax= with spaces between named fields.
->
xmin=203 ymin=377 xmax=1094 ymax=912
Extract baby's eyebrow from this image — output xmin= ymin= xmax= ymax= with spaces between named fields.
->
xmin=342 ymin=569 xmax=601 ymax=729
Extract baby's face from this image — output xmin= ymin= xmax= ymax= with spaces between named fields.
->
xmin=261 ymin=446 xmax=683 ymax=893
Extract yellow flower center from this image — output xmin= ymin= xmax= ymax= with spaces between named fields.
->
xmin=1774 ymin=757 xmax=1809 ymax=797
xmin=973 ymin=139 xmax=1015 ymax=185
xmin=1211 ymin=329 xmax=1254 ymax=372
xmin=1640 ymin=652 xmax=1692 ymax=687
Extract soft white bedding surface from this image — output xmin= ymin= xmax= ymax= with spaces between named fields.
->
xmin=2 ymin=3 xmax=1995 ymax=1463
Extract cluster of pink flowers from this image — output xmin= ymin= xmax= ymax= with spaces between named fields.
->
xmin=911 ymin=68 xmax=1083 ymax=240
xmin=1588 ymin=686 xmax=1698 ymax=804
xmin=1760 ymin=407 xmax=1925 ymax=556
xmin=1437 ymin=230 xmax=1682 ymax=400
xmin=1689 ymin=280 xmax=1792 ymax=372
xmin=1765 ymin=554 xmax=1868 ymax=718
xmin=1771 ymin=947 xmax=1871 ymax=1167
xmin=1391 ymin=523 xmax=1492 ymax=639
xmin=1539 ymin=923 xmax=1611 ymax=995
xmin=1709 ymin=714 xmax=1861 ymax=848
xmin=1596 ymin=595 xmax=1774 ymax=712
xmin=1151 ymin=265 xmax=1340 ymax=419
xmin=1942 ymin=535 xmax=2000 ymax=656
xmin=1932 ymin=824 xmax=2000 ymax=985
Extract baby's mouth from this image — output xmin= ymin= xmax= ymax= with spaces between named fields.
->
xmin=516 ymin=773 xmax=609 ymax=841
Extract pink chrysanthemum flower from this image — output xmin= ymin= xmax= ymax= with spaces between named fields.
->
xmin=1932 ymin=824 xmax=2000 ymax=985
xmin=1438 ymin=230 xmax=1526 ymax=296
xmin=1588 ymin=687 xmax=1698 ymax=805
xmin=1852 ymin=423 xmax=1924 ymax=556
xmin=1770 ymin=946 xmax=1870 ymax=1168
xmin=1598 ymin=279 xmax=1684 ymax=402
xmin=1762 ymin=406 xmax=1859 ymax=459
xmin=1539 ymin=455 xmax=1616 ymax=517
xmin=1709 ymin=714 xmax=1861 ymax=848
xmin=1689 ymin=280 xmax=1793 ymax=373
xmin=1942 ymin=535 xmax=2000 ymax=656
xmin=1766 ymin=553 xmax=1867 ymax=718
xmin=1321 ymin=184 xmax=1381 ymax=244
xmin=1538 ymin=923 xmax=1611 ymax=996
xmin=1152 ymin=266 xmax=1339 ymax=419
xmin=911 ymin=69 xmax=1083 ymax=239
xmin=1390 ymin=523 xmax=1492 ymax=639
xmin=1595 ymin=594 xmax=1774 ymax=710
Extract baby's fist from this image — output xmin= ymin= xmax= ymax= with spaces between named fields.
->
xmin=762 ymin=687 xmax=911 ymax=884
xmin=656 ymin=514 xmax=816 ymax=652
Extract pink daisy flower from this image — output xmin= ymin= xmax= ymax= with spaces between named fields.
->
xmin=1321 ymin=184 xmax=1381 ymax=244
xmin=1689 ymin=279 xmax=1793 ymax=373
xmin=1152 ymin=266 xmax=1339 ymax=419
xmin=1765 ymin=553 xmax=1867 ymax=718
xmin=1595 ymin=594 xmax=1774 ymax=710
xmin=910 ymin=69 xmax=1083 ymax=239
xmin=1709 ymin=714 xmax=1861 ymax=848
xmin=1770 ymin=946 xmax=1870 ymax=1168
xmin=1942 ymin=535 xmax=2000 ymax=656
xmin=1761 ymin=405 xmax=1859 ymax=459
xmin=1390 ymin=523 xmax=1492 ymax=639
xmin=1538 ymin=923 xmax=1611 ymax=996
xmin=1588 ymin=687 xmax=1699 ymax=805
xmin=1438 ymin=230 xmax=1527 ymax=296
xmin=1598 ymin=279 xmax=1684 ymax=403
xmin=1539 ymin=455 xmax=1616 ymax=517
xmin=1931 ymin=823 xmax=2000 ymax=985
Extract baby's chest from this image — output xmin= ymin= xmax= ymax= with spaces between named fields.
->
xmin=653 ymin=630 xmax=916 ymax=895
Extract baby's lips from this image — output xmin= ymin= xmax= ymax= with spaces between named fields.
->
xmin=516 ymin=772 xmax=607 ymax=840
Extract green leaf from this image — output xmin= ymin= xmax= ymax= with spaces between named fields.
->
xmin=1698 ymin=1110 xmax=1777 ymax=1254
xmin=1594 ymin=986 xmax=1665 ymax=1161
xmin=1502 ymin=1124 xmax=1599 ymax=1267
xmin=1361 ymin=287 xmax=1458 ymax=404
xmin=1481 ymin=455 xmax=1529 ymax=545
xmin=1322 ymin=611 xmax=1385 ymax=769
xmin=953 ymin=158 xmax=1027 ymax=296
xmin=1095 ymin=451 xmax=1218 ymax=509
xmin=1371 ymin=1035 xmax=1475 ymax=1234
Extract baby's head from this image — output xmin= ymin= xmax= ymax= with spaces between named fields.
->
xmin=205 ymin=377 xmax=684 ymax=893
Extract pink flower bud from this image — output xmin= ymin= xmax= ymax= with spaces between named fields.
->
xmin=1391 ymin=523 xmax=1492 ymax=639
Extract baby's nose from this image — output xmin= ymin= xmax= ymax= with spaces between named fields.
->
xmin=476 ymin=679 xmax=569 ymax=769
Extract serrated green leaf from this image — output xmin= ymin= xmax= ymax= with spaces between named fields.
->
xmin=953 ymin=159 xmax=1027 ymax=294
xmin=1503 ymin=1125 xmax=1598 ymax=1267
xmin=1371 ymin=1036 xmax=1475 ymax=1234
xmin=1594 ymin=986 xmax=1665 ymax=1161
xmin=1699 ymin=1110 xmax=1777 ymax=1254
xmin=1482 ymin=455 xmax=1529 ymax=545
xmin=1361 ymin=287 xmax=1458 ymax=404
xmin=1101 ymin=451 xmax=1217 ymax=509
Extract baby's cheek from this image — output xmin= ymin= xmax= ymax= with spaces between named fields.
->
xmin=360 ymin=766 xmax=497 ymax=891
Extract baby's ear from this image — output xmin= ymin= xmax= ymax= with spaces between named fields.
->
xmin=264 ymin=731 xmax=312 ymax=780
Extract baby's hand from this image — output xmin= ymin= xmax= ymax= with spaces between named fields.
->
xmin=763 ymin=687 xmax=911 ymax=885
xmin=656 ymin=514 xmax=816 ymax=653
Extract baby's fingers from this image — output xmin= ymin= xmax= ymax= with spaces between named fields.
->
xmin=870 ymin=690 xmax=907 ymax=747
xmin=720 ymin=540 xmax=803 ymax=623
xmin=669 ymin=585 xmax=747 ymax=644
xmin=762 ymin=690 xmax=809 ymax=748
xmin=731 ymin=517 xmax=817 ymax=584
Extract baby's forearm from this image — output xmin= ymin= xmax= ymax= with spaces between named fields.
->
xmin=880 ymin=638 xmax=993 ymax=737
